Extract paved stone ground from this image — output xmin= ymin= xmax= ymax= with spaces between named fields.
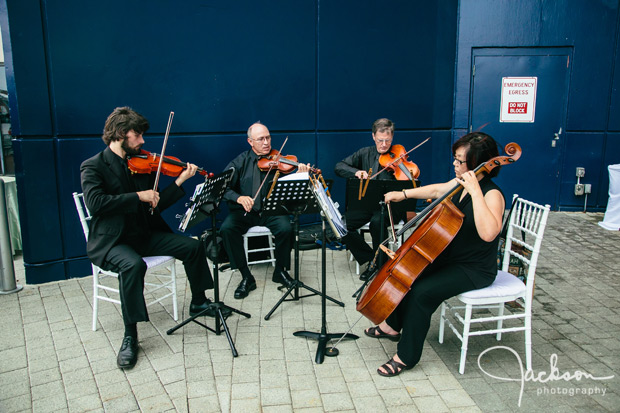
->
xmin=1 ymin=211 xmax=618 ymax=412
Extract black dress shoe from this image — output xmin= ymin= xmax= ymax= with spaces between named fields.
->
xmin=359 ymin=264 xmax=377 ymax=281
xmin=189 ymin=299 xmax=214 ymax=317
xmin=272 ymin=270 xmax=295 ymax=289
xmin=234 ymin=278 xmax=257 ymax=299
xmin=117 ymin=336 xmax=139 ymax=369
xmin=190 ymin=299 xmax=233 ymax=317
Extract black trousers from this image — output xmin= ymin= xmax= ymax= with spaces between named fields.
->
xmin=342 ymin=208 xmax=404 ymax=266
xmin=220 ymin=210 xmax=292 ymax=272
xmin=103 ymin=231 xmax=213 ymax=325
xmin=384 ymin=262 xmax=492 ymax=367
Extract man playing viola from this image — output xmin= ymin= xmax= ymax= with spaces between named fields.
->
xmin=335 ymin=118 xmax=407 ymax=280
xmin=81 ymin=107 xmax=219 ymax=370
xmin=220 ymin=121 xmax=310 ymax=299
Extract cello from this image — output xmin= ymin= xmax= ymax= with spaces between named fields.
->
xmin=356 ymin=142 xmax=522 ymax=325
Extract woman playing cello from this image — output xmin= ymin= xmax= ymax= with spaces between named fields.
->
xmin=364 ymin=132 xmax=506 ymax=377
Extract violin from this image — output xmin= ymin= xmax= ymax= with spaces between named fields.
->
xmin=128 ymin=149 xmax=214 ymax=178
xmin=379 ymin=144 xmax=420 ymax=181
xmin=257 ymin=149 xmax=321 ymax=174
xmin=356 ymin=142 xmax=522 ymax=325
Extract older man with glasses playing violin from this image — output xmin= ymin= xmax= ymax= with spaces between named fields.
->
xmin=335 ymin=118 xmax=408 ymax=281
xmin=80 ymin=106 xmax=219 ymax=370
xmin=220 ymin=121 xmax=311 ymax=299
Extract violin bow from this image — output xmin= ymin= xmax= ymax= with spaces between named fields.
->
xmin=369 ymin=136 xmax=430 ymax=180
xmin=150 ymin=111 xmax=174 ymax=214
xmin=153 ymin=111 xmax=175 ymax=193
xmin=245 ymin=136 xmax=288 ymax=216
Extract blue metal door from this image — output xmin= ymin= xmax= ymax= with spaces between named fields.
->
xmin=470 ymin=48 xmax=571 ymax=208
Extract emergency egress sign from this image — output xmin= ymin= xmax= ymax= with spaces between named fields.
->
xmin=500 ymin=77 xmax=537 ymax=123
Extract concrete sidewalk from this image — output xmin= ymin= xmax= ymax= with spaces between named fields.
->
xmin=1 ymin=211 xmax=618 ymax=412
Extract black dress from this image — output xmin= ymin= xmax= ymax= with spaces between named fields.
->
xmin=384 ymin=176 xmax=504 ymax=366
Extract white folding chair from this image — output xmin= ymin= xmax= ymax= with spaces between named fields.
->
xmin=72 ymin=192 xmax=178 ymax=331
xmin=438 ymin=195 xmax=550 ymax=373
xmin=243 ymin=226 xmax=276 ymax=266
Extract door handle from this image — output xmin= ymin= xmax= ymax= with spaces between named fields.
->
xmin=552 ymin=127 xmax=562 ymax=147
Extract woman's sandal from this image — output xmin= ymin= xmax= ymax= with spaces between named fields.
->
xmin=377 ymin=357 xmax=412 ymax=377
xmin=364 ymin=326 xmax=401 ymax=342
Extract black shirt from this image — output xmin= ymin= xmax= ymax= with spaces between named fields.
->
xmin=334 ymin=146 xmax=396 ymax=181
xmin=435 ymin=176 xmax=505 ymax=287
xmin=223 ymin=149 xmax=278 ymax=212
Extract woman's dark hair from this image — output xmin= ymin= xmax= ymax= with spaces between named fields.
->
xmin=452 ymin=131 xmax=501 ymax=177
xmin=102 ymin=106 xmax=149 ymax=145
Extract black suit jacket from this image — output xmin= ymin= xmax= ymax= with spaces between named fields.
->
xmin=80 ymin=147 xmax=185 ymax=267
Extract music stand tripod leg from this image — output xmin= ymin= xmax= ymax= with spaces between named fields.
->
xmin=167 ymin=200 xmax=250 ymax=358
xmin=293 ymin=215 xmax=358 ymax=364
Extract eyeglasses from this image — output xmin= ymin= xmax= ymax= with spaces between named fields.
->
xmin=453 ymin=156 xmax=467 ymax=165
xmin=376 ymin=139 xmax=393 ymax=144
xmin=251 ymin=135 xmax=271 ymax=143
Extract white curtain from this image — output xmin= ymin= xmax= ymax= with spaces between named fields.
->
xmin=599 ymin=164 xmax=620 ymax=231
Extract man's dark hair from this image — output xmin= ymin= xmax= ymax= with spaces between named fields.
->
xmin=452 ymin=131 xmax=501 ymax=177
xmin=372 ymin=118 xmax=395 ymax=135
xmin=102 ymin=107 xmax=149 ymax=145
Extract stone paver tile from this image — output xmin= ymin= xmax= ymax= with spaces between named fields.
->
xmin=31 ymin=396 xmax=68 ymax=413
xmin=351 ymin=395 xmax=390 ymax=413
xmin=67 ymin=393 xmax=104 ymax=412
xmin=291 ymin=388 xmax=323 ymax=410
xmin=261 ymin=386 xmax=292 ymax=406
xmin=230 ymin=397 xmax=261 ymax=412
xmin=1 ymin=393 xmax=32 ymax=412
xmin=137 ymin=393 xmax=176 ymax=412
xmin=231 ymin=381 xmax=259 ymax=399
xmin=321 ymin=391 xmax=354 ymax=411
xmin=412 ymin=395 xmax=450 ymax=412
xmin=440 ymin=388 xmax=478 ymax=408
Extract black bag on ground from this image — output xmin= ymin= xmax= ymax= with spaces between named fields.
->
xmin=201 ymin=230 xmax=229 ymax=264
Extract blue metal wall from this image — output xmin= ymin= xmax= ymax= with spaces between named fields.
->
xmin=2 ymin=0 xmax=619 ymax=283
xmin=1 ymin=0 xmax=457 ymax=283
xmin=454 ymin=0 xmax=620 ymax=210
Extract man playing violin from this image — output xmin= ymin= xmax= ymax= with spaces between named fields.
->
xmin=364 ymin=132 xmax=505 ymax=377
xmin=81 ymin=107 xmax=219 ymax=370
xmin=334 ymin=118 xmax=406 ymax=281
xmin=220 ymin=121 xmax=310 ymax=299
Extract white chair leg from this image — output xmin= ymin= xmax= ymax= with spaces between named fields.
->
xmin=496 ymin=303 xmax=505 ymax=341
xmin=171 ymin=264 xmax=178 ymax=321
xmin=525 ymin=313 xmax=532 ymax=371
xmin=438 ymin=302 xmax=446 ymax=343
xmin=92 ymin=266 xmax=99 ymax=331
xmin=459 ymin=304 xmax=473 ymax=374
xmin=267 ymin=234 xmax=276 ymax=267
xmin=243 ymin=235 xmax=250 ymax=264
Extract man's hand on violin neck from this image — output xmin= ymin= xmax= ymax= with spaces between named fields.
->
xmin=175 ymin=163 xmax=198 ymax=186
xmin=138 ymin=190 xmax=159 ymax=208
xmin=237 ymin=195 xmax=254 ymax=212
xmin=298 ymin=163 xmax=311 ymax=173
xmin=355 ymin=170 xmax=369 ymax=180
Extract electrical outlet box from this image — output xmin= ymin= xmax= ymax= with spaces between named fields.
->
xmin=576 ymin=167 xmax=585 ymax=178
xmin=584 ymin=184 xmax=592 ymax=194
xmin=575 ymin=184 xmax=585 ymax=196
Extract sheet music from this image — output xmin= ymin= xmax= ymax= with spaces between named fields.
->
xmin=311 ymin=178 xmax=347 ymax=238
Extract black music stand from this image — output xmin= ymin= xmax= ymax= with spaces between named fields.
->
xmin=167 ymin=169 xmax=251 ymax=357
xmin=262 ymin=176 xmax=344 ymax=320
xmin=293 ymin=177 xmax=358 ymax=364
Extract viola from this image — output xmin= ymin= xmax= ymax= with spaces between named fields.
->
xmin=356 ymin=142 xmax=522 ymax=325
xmin=128 ymin=149 xmax=213 ymax=178
xmin=379 ymin=144 xmax=420 ymax=181
xmin=257 ymin=149 xmax=321 ymax=174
